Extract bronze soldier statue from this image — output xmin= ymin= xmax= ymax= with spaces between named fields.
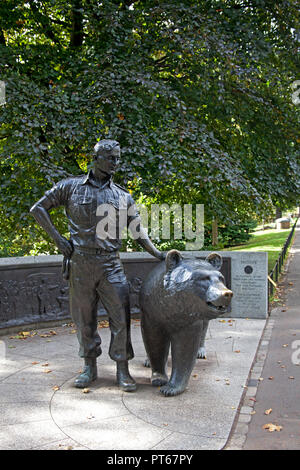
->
xmin=30 ymin=139 xmax=164 ymax=392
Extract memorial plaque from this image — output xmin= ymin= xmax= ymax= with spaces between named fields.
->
xmin=185 ymin=251 xmax=268 ymax=319
xmin=229 ymin=252 xmax=268 ymax=318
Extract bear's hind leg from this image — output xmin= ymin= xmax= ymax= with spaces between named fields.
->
xmin=143 ymin=357 xmax=151 ymax=368
xmin=141 ymin=314 xmax=169 ymax=387
xmin=160 ymin=325 xmax=201 ymax=397
xmin=197 ymin=320 xmax=209 ymax=359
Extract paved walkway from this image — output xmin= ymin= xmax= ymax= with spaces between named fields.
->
xmin=6 ymin=224 xmax=300 ymax=452
xmin=226 ymin=222 xmax=300 ymax=450
xmin=0 ymin=315 xmax=265 ymax=450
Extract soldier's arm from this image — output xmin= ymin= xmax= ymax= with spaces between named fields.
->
xmin=30 ymin=192 xmax=73 ymax=258
xmin=136 ymin=227 xmax=165 ymax=260
xmin=127 ymin=196 xmax=165 ymax=260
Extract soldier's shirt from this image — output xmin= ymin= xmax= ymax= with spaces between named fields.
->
xmin=44 ymin=171 xmax=140 ymax=251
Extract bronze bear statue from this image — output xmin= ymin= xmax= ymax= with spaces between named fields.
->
xmin=140 ymin=250 xmax=233 ymax=396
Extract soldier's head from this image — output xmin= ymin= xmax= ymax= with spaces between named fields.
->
xmin=93 ymin=139 xmax=120 ymax=176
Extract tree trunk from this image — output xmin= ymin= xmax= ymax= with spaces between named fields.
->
xmin=70 ymin=0 xmax=84 ymax=47
xmin=0 ymin=29 xmax=5 ymax=46
xmin=212 ymin=219 xmax=218 ymax=246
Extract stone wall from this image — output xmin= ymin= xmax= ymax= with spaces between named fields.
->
xmin=0 ymin=251 xmax=267 ymax=331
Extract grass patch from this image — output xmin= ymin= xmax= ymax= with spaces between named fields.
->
xmin=225 ymin=228 xmax=292 ymax=272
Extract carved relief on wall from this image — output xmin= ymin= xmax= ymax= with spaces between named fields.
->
xmin=0 ymin=272 xmax=69 ymax=321
xmin=0 ymin=271 xmax=144 ymax=326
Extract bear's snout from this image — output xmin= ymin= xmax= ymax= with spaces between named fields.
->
xmin=206 ymin=287 xmax=233 ymax=314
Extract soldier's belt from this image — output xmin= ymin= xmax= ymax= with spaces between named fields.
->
xmin=74 ymin=246 xmax=116 ymax=256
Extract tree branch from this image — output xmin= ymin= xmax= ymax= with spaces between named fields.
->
xmin=29 ymin=3 xmax=60 ymax=44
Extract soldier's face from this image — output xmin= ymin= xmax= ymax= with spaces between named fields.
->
xmin=94 ymin=146 xmax=120 ymax=176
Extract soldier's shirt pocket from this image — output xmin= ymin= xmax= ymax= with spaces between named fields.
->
xmin=107 ymin=198 xmax=120 ymax=210
xmin=77 ymin=195 xmax=93 ymax=205
xmin=72 ymin=187 xmax=93 ymax=205
xmin=70 ymin=189 xmax=93 ymax=223
xmin=106 ymin=198 xmax=128 ymax=235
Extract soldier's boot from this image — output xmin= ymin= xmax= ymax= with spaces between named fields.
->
xmin=116 ymin=361 xmax=137 ymax=392
xmin=74 ymin=358 xmax=97 ymax=388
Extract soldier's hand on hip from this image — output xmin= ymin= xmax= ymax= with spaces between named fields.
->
xmin=56 ymin=236 xmax=73 ymax=258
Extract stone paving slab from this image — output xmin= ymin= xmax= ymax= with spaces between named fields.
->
xmin=225 ymin=224 xmax=300 ymax=450
xmin=0 ymin=318 xmax=265 ymax=450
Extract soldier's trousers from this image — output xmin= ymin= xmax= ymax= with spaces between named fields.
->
xmin=69 ymin=250 xmax=134 ymax=362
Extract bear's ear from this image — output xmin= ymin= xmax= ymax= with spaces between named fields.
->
xmin=165 ymin=249 xmax=182 ymax=272
xmin=205 ymin=252 xmax=222 ymax=270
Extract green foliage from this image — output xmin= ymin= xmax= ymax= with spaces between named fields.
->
xmin=203 ymin=218 xmax=257 ymax=249
xmin=218 ymin=219 xmax=258 ymax=247
xmin=228 ymin=227 xmax=294 ymax=272
xmin=0 ymin=0 xmax=299 ymax=255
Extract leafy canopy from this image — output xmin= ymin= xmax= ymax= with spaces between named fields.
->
xmin=0 ymin=0 xmax=299 ymax=254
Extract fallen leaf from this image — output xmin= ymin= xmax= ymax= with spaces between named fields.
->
xmin=31 ymin=362 xmax=39 ymax=365
xmin=42 ymin=363 xmax=49 ymax=367
xmin=250 ymin=411 xmax=256 ymax=415
xmin=70 ymin=330 xmax=77 ymax=334
xmin=262 ymin=423 xmax=282 ymax=432
xmin=43 ymin=369 xmax=52 ymax=374
xmin=52 ymin=386 xmax=60 ymax=391
xmin=234 ymin=350 xmax=241 ymax=353
xmin=264 ymin=408 xmax=272 ymax=415
xmin=282 ymin=344 xmax=288 ymax=348
xmin=249 ymin=397 xmax=256 ymax=402
xmin=268 ymin=376 xmax=274 ymax=380
xmin=82 ymin=388 xmax=90 ymax=393
xmin=289 ymin=376 xmax=295 ymax=379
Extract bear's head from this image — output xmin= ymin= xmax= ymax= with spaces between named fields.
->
xmin=163 ymin=250 xmax=233 ymax=318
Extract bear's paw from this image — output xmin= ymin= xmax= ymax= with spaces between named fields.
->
xmin=197 ymin=347 xmax=207 ymax=359
xmin=151 ymin=372 xmax=168 ymax=387
xmin=159 ymin=383 xmax=185 ymax=397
